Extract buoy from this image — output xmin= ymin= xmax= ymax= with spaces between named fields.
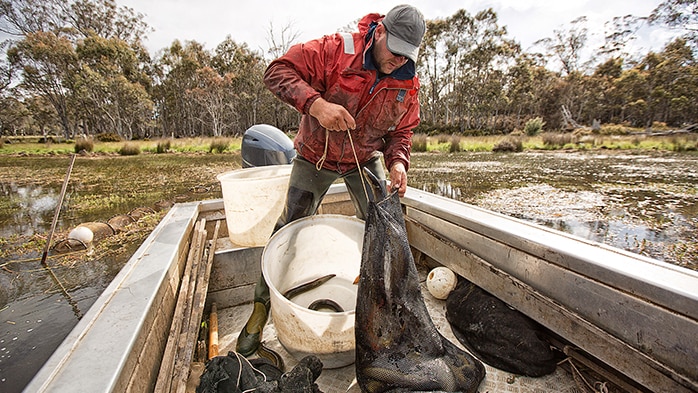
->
xmin=68 ymin=226 xmax=94 ymax=245
xmin=426 ymin=266 xmax=457 ymax=300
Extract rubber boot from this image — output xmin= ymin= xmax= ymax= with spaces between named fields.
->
xmin=236 ymin=275 xmax=271 ymax=357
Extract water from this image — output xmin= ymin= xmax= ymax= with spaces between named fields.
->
xmin=0 ymin=154 xmax=234 ymax=393
xmin=410 ymin=150 xmax=698 ymax=268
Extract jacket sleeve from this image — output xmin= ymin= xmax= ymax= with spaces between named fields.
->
xmin=264 ymin=35 xmax=341 ymax=114
xmin=384 ymin=91 xmax=420 ymax=172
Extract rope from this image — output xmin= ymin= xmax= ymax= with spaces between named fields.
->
xmin=346 ymin=129 xmax=370 ymax=203
xmin=316 ymin=127 xmax=370 ymax=204
xmin=559 ymin=357 xmax=609 ymax=393
xmin=315 ymin=129 xmax=329 ymax=171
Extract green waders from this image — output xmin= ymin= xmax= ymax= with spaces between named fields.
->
xmin=235 ymin=156 xmax=386 ymax=356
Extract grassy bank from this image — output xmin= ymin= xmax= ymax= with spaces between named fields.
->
xmin=2 ymin=131 xmax=697 ymax=157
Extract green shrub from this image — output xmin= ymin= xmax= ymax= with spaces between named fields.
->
xmin=156 ymin=139 xmax=171 ymax=154
xmin=209 ymin=138 xmax=230 ymax=153
xmin=411 ymin=133 xmax=428 ymax=152
xmin=524 ymin=117 xmax=545 ymax=136
xmin=119 ymin=143 xmax=141 ymax=156
xmin=74 ymin=136 xmax=94 ymax=153
xmin=95 ymin=132 xmax=122 ymax=142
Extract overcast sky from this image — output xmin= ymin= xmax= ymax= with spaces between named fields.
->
xmin=119 ymin=0 xmax=673 ymax=58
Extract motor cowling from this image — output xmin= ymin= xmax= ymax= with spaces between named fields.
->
xmin=241 ymin=124 xmax=296 ymax=168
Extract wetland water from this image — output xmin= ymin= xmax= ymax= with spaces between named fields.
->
xmin=1 ymin=150 xmax=697 ymax=392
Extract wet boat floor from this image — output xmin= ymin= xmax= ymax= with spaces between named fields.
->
xmin=212 ymin=267 xmax=581 ymax=393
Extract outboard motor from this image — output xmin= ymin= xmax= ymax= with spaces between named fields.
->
xmin=241 ymin=124 xmax=296 ymax=168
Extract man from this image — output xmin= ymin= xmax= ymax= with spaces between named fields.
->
xmin=236 ymin=4 xmax=426 ymax=357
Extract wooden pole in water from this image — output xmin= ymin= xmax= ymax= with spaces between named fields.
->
xmin=40 ymin=154 xmax=82 ymax=319
xmin=41 ymin=153 xmax=76 ymax=266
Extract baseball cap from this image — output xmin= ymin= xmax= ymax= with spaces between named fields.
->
xmin=382 ymin=4 xmax=426 ymax=63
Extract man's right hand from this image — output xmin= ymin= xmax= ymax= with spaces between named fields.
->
xmin=309 ymin=97 xmax=356 ymax=131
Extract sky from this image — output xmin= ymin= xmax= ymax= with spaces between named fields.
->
xmin=117 ymin=0 xmax=675 ymax=59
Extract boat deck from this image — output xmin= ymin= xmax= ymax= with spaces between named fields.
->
xmin=26 ymin=186 xmax=697 ymax=393
xmin=204 ymin=250 xmax=581 ymax=393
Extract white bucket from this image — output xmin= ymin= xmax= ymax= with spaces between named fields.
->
xmin=262 ymin=214 xmax=364 ymax=368
xmin=217 ymin=165 xmax=292 ymax=247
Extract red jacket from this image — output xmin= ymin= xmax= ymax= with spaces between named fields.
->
xmin=264 ymin=13 xmax=420 ymax=174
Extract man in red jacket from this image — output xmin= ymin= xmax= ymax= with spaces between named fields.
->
xmin=237 ymin=4 xmax=426 ymax=357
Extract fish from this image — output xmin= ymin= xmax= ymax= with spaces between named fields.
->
xmin=308 ymin=299 xmax=344 ymax=312
xmin=282 ymin=274 xmax=336 ymax=301
xmin=355 ymin=170 xmax=485 ymax=393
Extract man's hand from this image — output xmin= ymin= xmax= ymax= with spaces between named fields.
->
xmin=388 ymin=161 xmax=407 ymax=197
xmin=309 ymin=97 xmax=356 ymax=131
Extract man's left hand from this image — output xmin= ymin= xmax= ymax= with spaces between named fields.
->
xmin=389 ymin=162 xmax=407 ymax=197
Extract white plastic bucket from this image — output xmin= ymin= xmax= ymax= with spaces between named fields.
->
xmin=262 ymin=214 xmax=364 ymax=368
xmin=217 ymin=165 xmax=292 ymax=247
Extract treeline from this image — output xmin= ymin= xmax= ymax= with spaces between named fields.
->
xmin=0 ymin=0 xmax=696 ymax=140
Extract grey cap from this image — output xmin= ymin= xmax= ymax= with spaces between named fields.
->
xmin=382 ymin=4 xmax=426 ymax=63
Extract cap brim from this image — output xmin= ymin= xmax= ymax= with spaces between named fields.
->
xmin=386 ymin=33 xmax=419 ymax=63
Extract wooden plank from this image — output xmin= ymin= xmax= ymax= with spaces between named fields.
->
xmin=173 ymin=220 xmax=220 ymax=393
xmin=170 ymin=219 xmax=207 ymax=392
xmin=154 ymin=219 xmax=206 ymax=393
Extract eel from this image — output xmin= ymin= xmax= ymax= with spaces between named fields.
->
xmin=282 ymin=274 xmax=336 ymax=301
xmin=355 ymin=170 xmax=485 ymax=393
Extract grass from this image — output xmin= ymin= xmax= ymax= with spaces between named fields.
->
xmin=0 ymin=137 xmax=244 ymax=155
xmin=2 ymin=131 xmax=696 ymax=157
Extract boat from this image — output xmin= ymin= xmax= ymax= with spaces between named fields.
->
xmin=22 ymin=180 xmax=698 ymax=393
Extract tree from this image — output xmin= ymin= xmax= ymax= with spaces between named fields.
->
xmin=75 ymin=34 xmax=153 ymax=138
xmin=649 ymin=0 xmax=698 ymax=53
xmin=264 ymin=21 xmax=301 ymax=130
xmin=535 ymin=16 xmax=588 ymax=75
xmin=8 ymin=31 xmax=78 ymax=138
xmin=211 ymin=37 xmax=270 ymax=133
xmin=187 ymin=66 xmax=234 ymax=137
xmin=152 ymin=40 xmax=210 ymax=137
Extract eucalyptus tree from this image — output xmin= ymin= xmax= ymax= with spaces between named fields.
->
xmin=187 ymin=66 xmax=234 ymax=137
xmin=75 ymin=34 xmax=153 ymax=139
xmin=7 ymin=31 xmax=78 ymax=138
xmin=153 ymin=40 xmax=210 ymax=137
xmin=639 ymin=38 xmax=697 ymax=126
xmin=418 ymin=18 xmax=450 ymax=127
xmin=583 ymin=57 xmax=625 ymax=125
xmin=439 ymin=9 xmax=518 ymax=132
xmin=211 ymin=37 xmax=269 ymax=134
xmin=264 ymin=21 xmax=302 ymax=131
xmin=649 ymin=0 xmax=698 ymax=54
xmin=534 ymin=16 xmax=588 ymax=76
xmin=1 ymin=0 xmax=152 ymax=138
